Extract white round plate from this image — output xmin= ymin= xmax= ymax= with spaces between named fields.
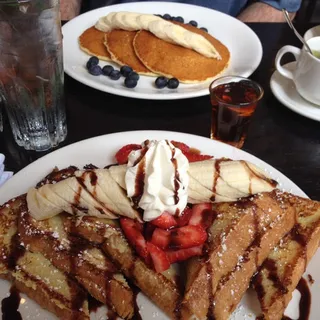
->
xmin=62 ymin=2 xmax=263 ymax=100
xmin=0 ymin=130 xmax=318 ymax=320
xmin=270 ymin=62 xmax=320 ymax=122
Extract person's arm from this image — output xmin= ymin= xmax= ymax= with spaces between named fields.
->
xmin=60 ymin=0 xmax=82 ymax=20
xmin=237 ymin=2 xmax=297 ymax=22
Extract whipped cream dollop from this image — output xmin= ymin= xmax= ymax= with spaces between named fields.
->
xmin=125 ymin=140 xmax=189 ymax=221
xmin=95 ymin=12 xmax=221 ymax=59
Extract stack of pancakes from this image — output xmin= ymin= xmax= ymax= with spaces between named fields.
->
xmin=79 ymin=20 xmax=230 ymax=83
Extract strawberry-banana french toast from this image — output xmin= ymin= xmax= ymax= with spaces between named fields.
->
xmin=27 ymin=139 xmax=277 ymax=274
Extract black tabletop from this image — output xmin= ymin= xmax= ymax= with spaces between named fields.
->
xmin=0 ymin=23 xmax=319 ymax=200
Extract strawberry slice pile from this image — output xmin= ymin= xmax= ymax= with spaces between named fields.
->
xmin=114 ymin=140 xmax=213 ymax=164
xmin=120 ymin=203 xmax=215 ymax=273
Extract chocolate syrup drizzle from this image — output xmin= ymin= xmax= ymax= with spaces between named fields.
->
xmin=210 ymin=159 xmax=222 ymax=202
xmin=132 ymin=157 xmax=146 ymax=207
xmin=255 ymin=222 xmax=312 ymax=320
xmin=169 ymin=143 xmax=181 ymax=207
xmin=36 ymin=166 xmax=78 ymax=188
xmin=1 ymin=286 xmax=22 ymax=320
xmin=258 ymin=277 xmax=311 ymax=320
xmin=241 ymin=160 xmax=278 ymax=192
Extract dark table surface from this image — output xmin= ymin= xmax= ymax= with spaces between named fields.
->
xmin=0 ymin=22 xmax=319 ymax=200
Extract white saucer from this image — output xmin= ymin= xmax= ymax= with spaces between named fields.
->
xmin=270 ymin=61 xmax=320 ymax=122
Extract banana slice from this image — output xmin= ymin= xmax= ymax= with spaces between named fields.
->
xmin=74 ymin=170 xmax=120 ymax=214
xmin=89 ymin=169 xmax=140 ymax=220
xmin=189 ymin=159 xmax=276 ymax=202
xmin=38 ymin=184 xmax=85 ymax=216
xmin=27 ymin=188 xmax=62 ymax=220
xmin=108 ymin=165 xmax=127 ymax=189
xmin=63 ymin=176 xmax=116 ymax=218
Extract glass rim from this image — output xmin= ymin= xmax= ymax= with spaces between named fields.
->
xmin=0 ymin=0 xmax=31 ymax=3
xmin=209 ymin=75 xmax=264 ymax=107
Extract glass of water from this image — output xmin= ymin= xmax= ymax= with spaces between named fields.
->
xmin=0 ymin=0 xmax=67 ymax=151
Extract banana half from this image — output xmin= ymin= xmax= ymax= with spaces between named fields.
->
xmin=27 ymin=159 xmax=277 ymax=221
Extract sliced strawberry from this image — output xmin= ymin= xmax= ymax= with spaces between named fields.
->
xmin=150 ymin=212 xmax=178 ymax=229
xmin=144 ymin=223 xmax=156 ymax=241
xmin=169 ymin=225 xmax=207 ymax=249
xmin=147 ymin=242 xmax=170 ymax=273
xmin=115 ymin=144 xmax=142 ymax=164
xmin=120 ymin=218 xmax=149 ymax=260
xmin=170 ymin=141 xmax=190 ymax=153
xmin=176 ymin=207 xmax=193 ymax=227
xmin=166 ymin=245 xmax=204 ymax=264
xmin=151 ymin=228 xmax=170 ymax=249
xmin=189 ymin=203 xmax=215 ymax=229
xmin=189 ymin=147 xmax=201 ymax=154
xmin=183 ymin=152 xmax=213 ymax=162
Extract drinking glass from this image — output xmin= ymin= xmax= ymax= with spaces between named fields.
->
xmin=209 ymin=76 xmax=264 ymax=148
xmin=0 ymin=0 xmax=67 ymax=151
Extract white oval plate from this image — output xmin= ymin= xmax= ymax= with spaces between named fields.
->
xmin=270 ymin=62 xmax=320 ymax=122
xmin=62 ymin=2 xmax=263 ymax=100
xmin=0 ymin=130 xmax=318 ymax=320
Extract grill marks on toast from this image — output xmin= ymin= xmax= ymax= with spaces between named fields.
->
xmin=253 ymin=196 xmax=320 ymax=320
xmin=0 ymin=197 xmax=89 ymax=320
xmin=19 ymin=211 xmax=135 ymax=319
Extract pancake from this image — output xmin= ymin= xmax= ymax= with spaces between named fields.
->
xmin=79 ymin=26 xmax=111 ymax=61
xmin=104 ymin=29 xmax=156 ymax=76
xmin=133 ymin=24 xmax=230 ymax=83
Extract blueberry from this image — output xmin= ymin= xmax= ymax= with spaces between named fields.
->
xmin=120 ymin=65 xmax=133 ymax=77
xmin=86 ymin=56 xmax=99 ymax=69
xmin=124 ymin=78 xmax=138 ymax=88
xmin=88 ymin=56 xmax=99 ymax=66
xmin=200 ymin=27 xmax=208 ymax=32
xmin=86 ymin=61 xmax=93 ymax=69
xmin=167 ymin=77 xmax=179 ymax=89
xmin=175 ymin=16 xmax=184 ymax=23
xmin=109 ymin=70 xmax=121 ymax=80
xmin=163 ymin=13 xmax=171 ymax=20
xmin=88 ymin=65 xmax=102 ymax=76
xmin=155 ymin=76 xmax=168 ymax=89
xmin=102 ymin=65 xmax=114 ymax=76
xmin=171 ymin=16 xmax=178 ymax=22
xmin=127 ymin=71 xmax=139 ymax=81
xmin=189 ymin=20 xmax=198 ymax=27
xmin=154 ymin=14 xmax=162 ymax=18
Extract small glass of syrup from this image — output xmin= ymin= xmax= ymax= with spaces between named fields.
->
xmin=209 ymin=76 xmax=264 ymax=148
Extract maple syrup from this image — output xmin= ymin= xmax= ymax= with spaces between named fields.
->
xmin=210 ymin=78 xmax=263 ymax=148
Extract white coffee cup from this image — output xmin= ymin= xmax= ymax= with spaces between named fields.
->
xmin=304 ymin=25 xmax=320 ymax=42
xmin=275 ymin=36 xmax=320 ymax=105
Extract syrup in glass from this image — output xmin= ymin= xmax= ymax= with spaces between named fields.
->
xmin=210 ymin=78 xmax=263 ymax=148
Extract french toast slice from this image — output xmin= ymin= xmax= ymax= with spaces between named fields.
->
xmin=19 ymin=210 xmax=135 ymax=319
xmin=66 ymin=215 xmax=195 ymax=319
xmin=14 ymin=251 xmax=89 ymax=320
xmin=252 ymin=195 xmax=320 ymax=320
xmin=183 ymin=190 xmax=296 ymax=320
xmin=0 ymin=197 xmax=89 ymax=320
